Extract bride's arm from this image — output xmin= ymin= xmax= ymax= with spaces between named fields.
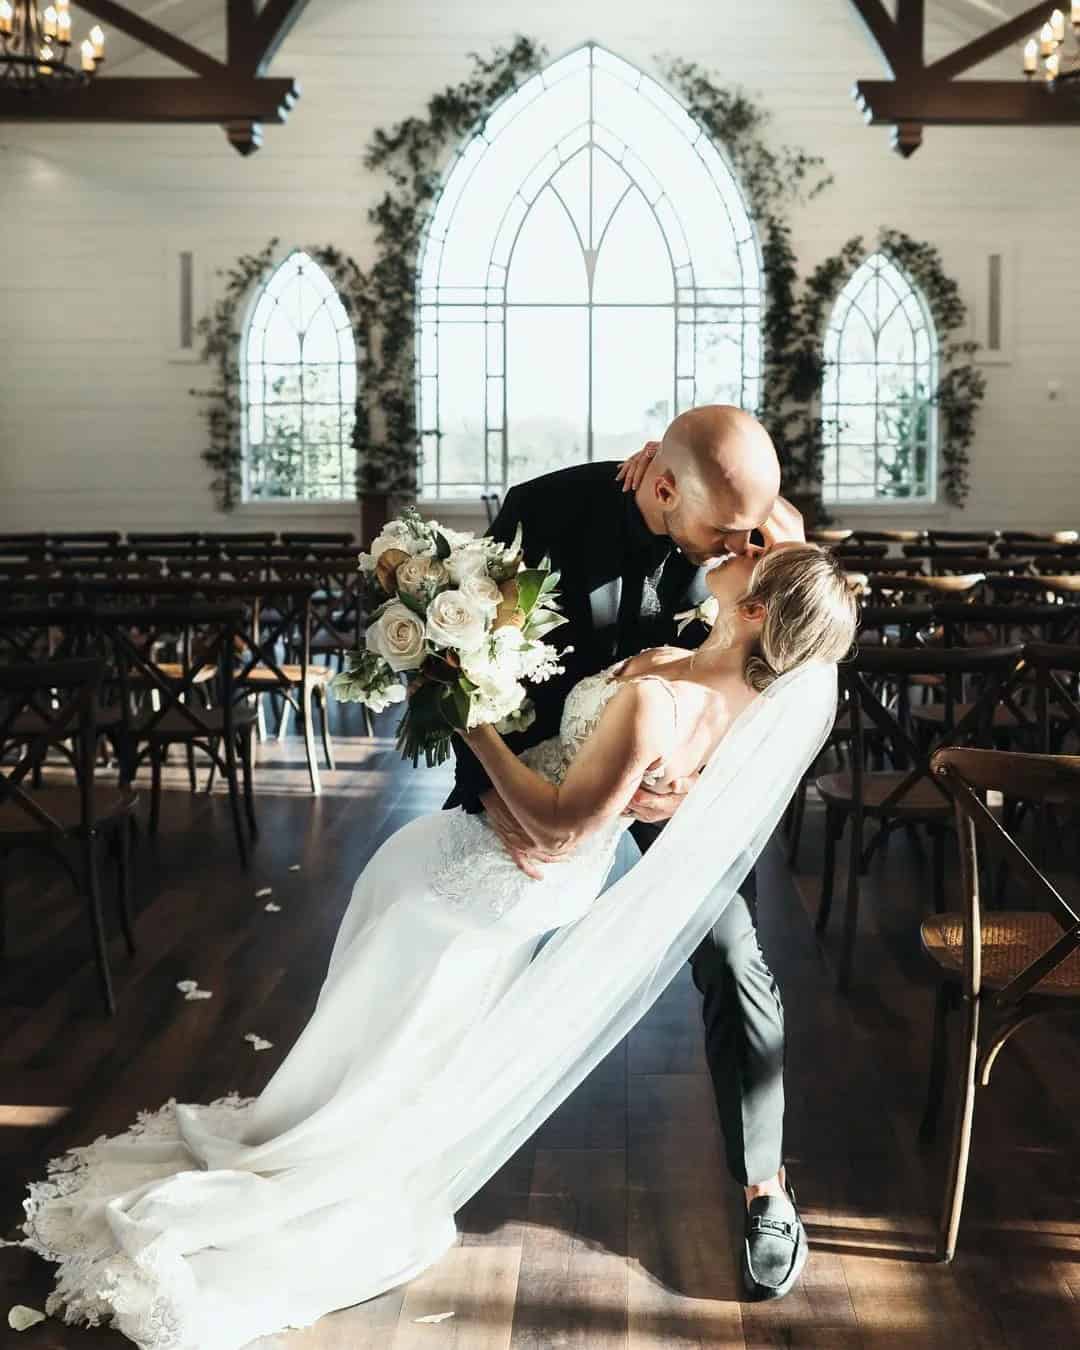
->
xmin=462 ymin=683 xmax=674 ymax=856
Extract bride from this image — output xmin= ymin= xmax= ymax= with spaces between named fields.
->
xmin=10 ymin=541 xmax=856 ymax=1350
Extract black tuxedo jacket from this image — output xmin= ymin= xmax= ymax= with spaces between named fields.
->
xmin=446 ymin=461 xmax=713 ymax=814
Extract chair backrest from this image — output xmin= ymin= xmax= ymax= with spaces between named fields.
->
xmin=866 ymin=572 xmax=985 ymax=606
xmin=933 ymin=602 xmax=1076 ymax=649
xmin=95 ymin=605 xmax=243 ymax=743
xmin=1029 ymin=554 xmax=1080 ymax=576
xmin=999 ymin=530 xmax=1078 ymax=546
xmin=1023 ymin=643 xmax=1080 ymax=753
xmin=280 ymin=532 xmax=355 ymax=548
xmin=835 ymin=541 xmax=888 ymax=558
xmin=997 ymin=540 xmax=1080 ymax=558
xmin=845 ymin=645 xmax=1022 ymax=811
xmin=903 ymin=543 xmax=992 ymax=560
xmin=927 ymin=528 xmax=1000 ymax=546
xmin=852 ymin=529 xmax=925 ymax=545
xmin=127 ymin=532 xmax=204 ymax=547
xmin=808 ymin=528 xmax=853 ymax=544
xmin=931 ymin=746 xmax=1080 ymax=1005
xmin=0 ymin=657 xmax=101 ymax=833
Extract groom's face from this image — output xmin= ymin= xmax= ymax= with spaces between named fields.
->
xmin=662 ymin=482 xmax=775 ymax=566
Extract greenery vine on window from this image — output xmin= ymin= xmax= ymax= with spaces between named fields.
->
xmin=191 ymin=239 xmax=369 ymax=512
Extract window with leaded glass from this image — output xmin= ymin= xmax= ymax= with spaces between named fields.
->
xmin=242 ymin=250 xmax=358 ymax=502
xmin=416 ymin=43 xmax=762 ymax=500
xmin=821 ymin=253 xmax=938 ymax=503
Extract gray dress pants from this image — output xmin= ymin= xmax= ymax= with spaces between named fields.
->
xmin=630 ymin=821 xmax=786 ymax=1188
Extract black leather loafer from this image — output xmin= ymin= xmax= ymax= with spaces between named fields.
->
xmin=742 ymin=1181 xmax=808 ymax=1301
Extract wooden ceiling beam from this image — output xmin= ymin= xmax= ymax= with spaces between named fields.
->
xmin=246 ymin=0 xmax=309 ymax=74
xmin=855 ymin=79 xmax=1080 ymax=125
xmin=847 ymin=0 xmax=1080 ymax=154
xmin=0 ymin=2 xmax=310 ymax=153
xmin=0 ymin=76 xmax=299 ymax=123
xmin=72 ymin=1 xmax=226 ymax=80
xmin=926 ymin=3 xmax=1051 ymax=81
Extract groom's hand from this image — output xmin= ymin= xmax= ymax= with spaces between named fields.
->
xmin=480 ymin=789 xmax=568 ymax=880
xmin=624 ymin=769 xmax=699 ymax=824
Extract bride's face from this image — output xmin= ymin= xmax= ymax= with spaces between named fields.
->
xmin=703 ymin=545 xmax=764 ymax=610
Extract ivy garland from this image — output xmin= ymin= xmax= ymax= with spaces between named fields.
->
xmin=191 ymin=238 xmax=370 ymax=512
xmin=800 ymin=228 xmax=985 ymax=508
xmin=357 ymin=36 xmax=547 ymax=499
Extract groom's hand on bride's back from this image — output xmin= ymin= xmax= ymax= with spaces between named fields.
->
xmin=624 ymin=767 xmax=701 ymax=825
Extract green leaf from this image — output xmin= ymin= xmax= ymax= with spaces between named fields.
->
xmin=396 ymin=589 xmax=429 ymax=621
xmin=514 ymin=568 xmax=547 ymax=616
xmin=524 ymin=609 xmax=569 ymax=640
xmin=434 ymin=530 xmax=451 ymax=561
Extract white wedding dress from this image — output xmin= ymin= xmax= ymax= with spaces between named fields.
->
xmin=10 ymin=665 xmax=668 ymax=1350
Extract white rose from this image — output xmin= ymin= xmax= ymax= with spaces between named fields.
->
xmin=366 ymin=602 xmax=427 ymax=672
xmin=366 ymin=680 xmax=407 ymax=713
xmin=369 ymin=525 xmax=424 ymax=564
xmin=467 ymin=671 xmax=526 ymax=728
xmin=459 ymin=572 xmax=501 ymax=616
xmin=447 ymin=543 xmax=491 ymax=584
xmin=425 ymin=589 xmax=488 ymax=654
xmin=396 ymin=554 xmax=450 ymax=603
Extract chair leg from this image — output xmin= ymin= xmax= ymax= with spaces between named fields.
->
xmin=277 ymin=695 xmax=291 ymax=742
xmin=149 ymin=742 xmax=163 ymax=836
xmin=255 ymin=693 xmax=268 ymax=743
xmin=938 ymin=994 xmax=981 ymax=1262
xmin=932 ymin=828 xmax=947 ymax=913
xmin=185 ymin=741 xmax=198 ymax=794
xmin=205 ymin=738 xmax=219 ymax=795
xmin=838 ymin=811 xmax=863 ymax=993
xmin=301 ymin=686 xmax=322 ymax=796
xmin=239 ymin=726 xmax=258 ymax=839
xmin=316 ymin=684 xmax=335 ymax=771
xmin=816 ymin=807 xmax=841 ymax=936
xmin=919 ymin=982 xmax=952 ymax=1145
xmin=114 ymin=819 xmax=136 ymax=957
xmin=83 ymin=834 xmax=116 ymax=1016
xmin=222 ymin=731 xmax=250 ymax=870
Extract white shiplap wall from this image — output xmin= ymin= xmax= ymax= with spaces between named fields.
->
xmin=1 ymin=0 xmax=1077 ymax=536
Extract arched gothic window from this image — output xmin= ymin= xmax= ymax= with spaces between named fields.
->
xmin=416 ymin=43 xmax=762 ymax=499
xmin=821 ymin=253 xmax=938 ymax=503
xmin=242 ymin=250 xmax=358 ymax=501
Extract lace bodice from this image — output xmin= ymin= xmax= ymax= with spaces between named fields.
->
xmin=429 ymin=663 xmax=677 ymax=916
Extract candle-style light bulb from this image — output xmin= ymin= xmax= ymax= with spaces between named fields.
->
xmin=43 ymin=6 xmax=57 ymax=39
xmin=89 ymin=23 xmax=105 ymax=58
xmin=56 ymin=8 xmax=71 ymax=43
xmin=0 ymin=0 xmax=13 ymax=37
xmin=1040 ymin=21 xmax=1056 ymax=54
xmin=1046 ymin=50 xmax=1061 ymax=79
xmin=80 ymin=37 xmax=94 ymax=71
xmin=1024 ymin=37 xmax=1039 ymax=72
xmin=39 ymin=43 xmax=54 ymax=74
xmin=1051 ymin=9 xmax=1066 ymax=41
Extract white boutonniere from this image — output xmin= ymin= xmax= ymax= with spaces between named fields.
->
xmin=674 ymin=596 xmax=719 ymax=636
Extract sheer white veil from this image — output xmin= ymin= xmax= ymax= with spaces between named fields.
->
xmin=405 ymin=659 xmax=838 ymax=1214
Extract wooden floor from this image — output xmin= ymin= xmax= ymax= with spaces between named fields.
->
xmin=2 ymin=699 xmax=1079 ymax=1349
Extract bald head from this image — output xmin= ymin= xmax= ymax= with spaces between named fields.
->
xmin=659 ymin=405 xmax=780 ymax=511
xmin=639 ymin=405 xmax=781 ymax=564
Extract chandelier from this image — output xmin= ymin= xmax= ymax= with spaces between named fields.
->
xmin=0 ymin=0 xmax=105 ymax=91
xmin=1023 ymin=5 xmax=1080 ymax=88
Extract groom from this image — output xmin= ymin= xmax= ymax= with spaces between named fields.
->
xmin=446 ymin=404 xmax=808 ymax=1300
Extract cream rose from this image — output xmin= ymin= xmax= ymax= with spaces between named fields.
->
xmin=447 ymin=542 xmax=491 ymax=584
xmin=459 ymin=571 xmax=501 ymax=616
xmin=365 ymin=602 xmax=426 ymax=672
xmin=396 ymin=554 xmax=450 ymax=603
xmin=425 ymin=589 xmax=487 ymax=654
xmin=369 ymin=524 xmax=425 ymax=564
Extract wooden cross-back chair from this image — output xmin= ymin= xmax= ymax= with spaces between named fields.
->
xmin=863 ymin=572 xmax=986 ymax=608
xmin=48 ymin=532 xmax=123 ymax=557
xmin=985 ymin=574 xmax=1080 ymax=609
xmin=904 ymin=543 xmax=992 ymax=563
xmin=998 ymin=529 xmax=1079 ymax=547
xmin=95 ymin=604 xmax=256 ymax=868
xmin=852 ymin=529 xmax=925 ymax=546
xmin=279 ymin=531 xmax=356 ymax=552
xmin=807 ymin=528 xmax=853 ymax=545
xmin=919 ymin=748 xmax=1080 ymax=1262
xmin=997 ymin=540 xmax=1080 ymax=560
xmin=785 ymin=604 xmax=933 ymax=868
xmin=0 ymin=657 xmax=137 ymax=1014
xmin=927 ymin=528 xmax=1000 ymax=547
xmin=815 ymin=644 xmax=1022 ymax=991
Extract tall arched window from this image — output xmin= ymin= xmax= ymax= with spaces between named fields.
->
xmin=416 ymin=43 xmax=762 ymax=499
xmin=242 ymin=250 xmax=358 ymax=501
xmin=821 ymin=253 xmax=938 ymax=503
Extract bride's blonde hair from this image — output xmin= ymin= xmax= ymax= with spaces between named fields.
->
xmin=736 ymin=544 xmax=858 ymax=692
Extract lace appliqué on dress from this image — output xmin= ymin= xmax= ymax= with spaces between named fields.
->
xmin=14 ymin=1093 xmax=255 ymax=1350
xmin=429 ymin=673 xmax=625 ymax=916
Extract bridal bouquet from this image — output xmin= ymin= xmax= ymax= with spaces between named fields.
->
xmin=332 ymin=508 xmax=568 ymax=766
